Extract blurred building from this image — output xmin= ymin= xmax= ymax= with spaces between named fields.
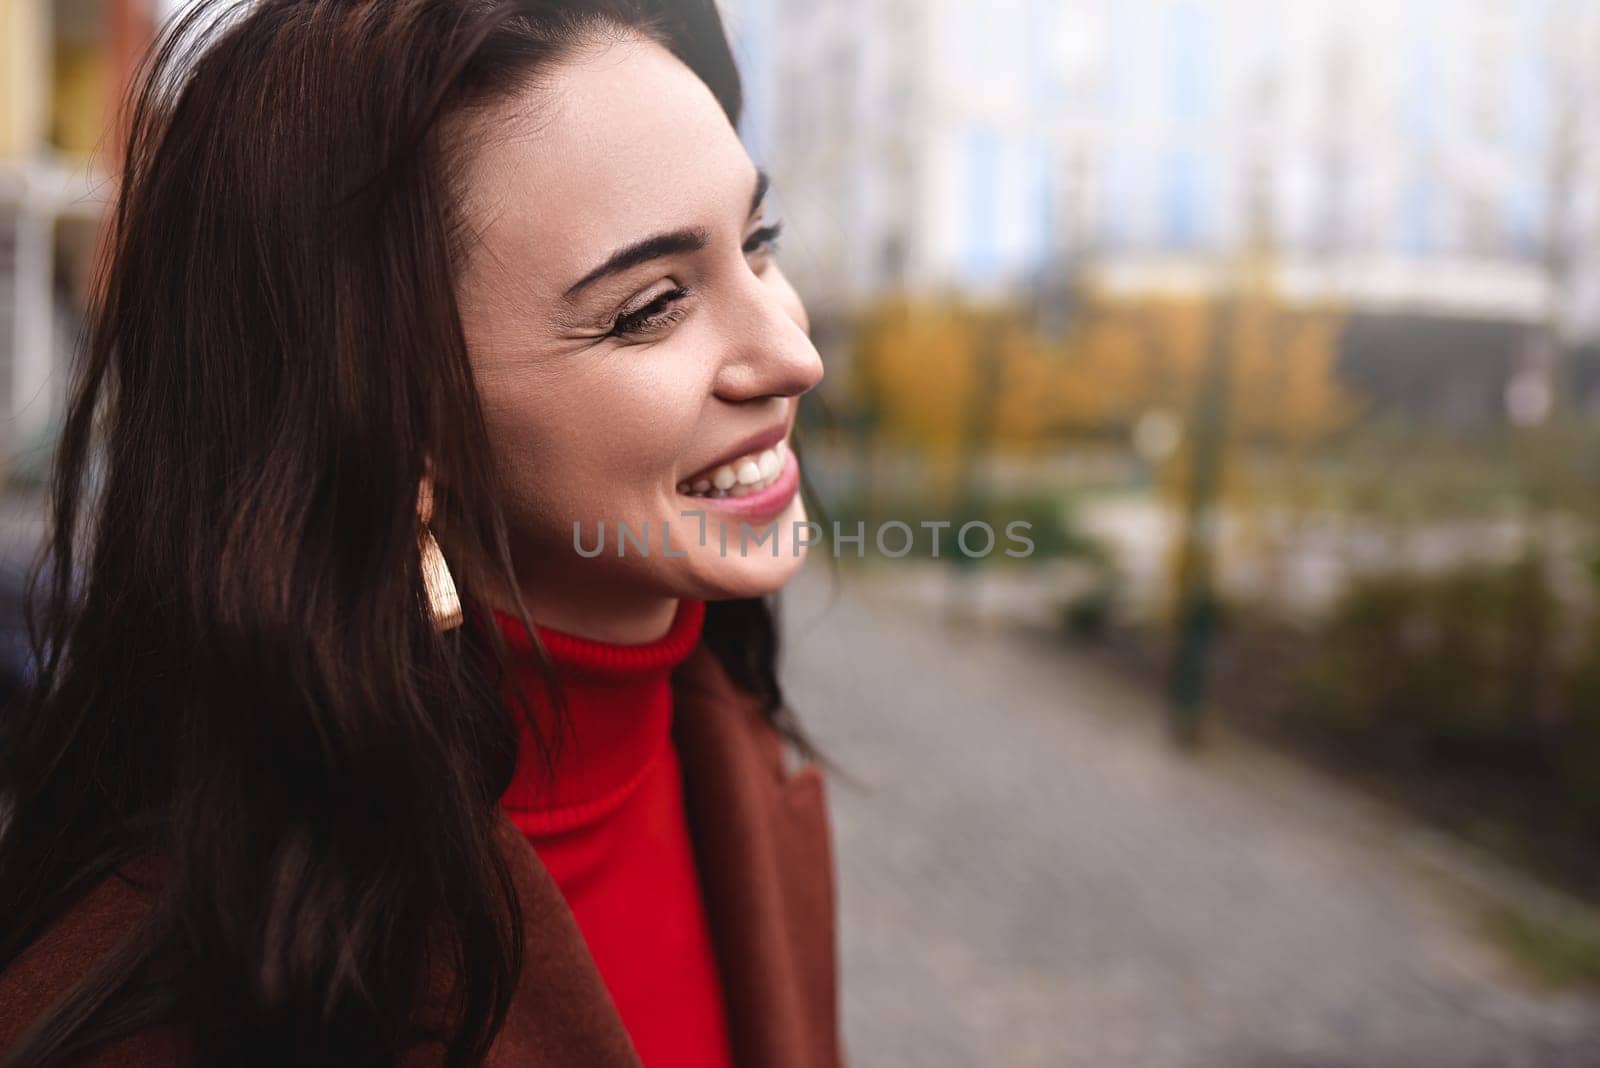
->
xmin=722 ymin=0 xmax=1600 ymax=422
xmin=5 ymin=1 xmax=1596 ymax=455
xmin=0 ymin=0 xmax=151 ymax=462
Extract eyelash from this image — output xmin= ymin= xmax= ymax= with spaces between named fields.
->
xmin=607 ymin=220 xmax=785 ymax=339
xmin=609 ymin=286 xmax=691 ymax=338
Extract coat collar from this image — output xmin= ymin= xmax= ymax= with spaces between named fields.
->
xmin=670 ymin=643 xmax=844 ymax=1068
xmin=480 ymin=640 xmax=843 ymax=1068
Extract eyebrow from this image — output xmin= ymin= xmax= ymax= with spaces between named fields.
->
xmin=561 ymin=167 xmax=772 ymax=303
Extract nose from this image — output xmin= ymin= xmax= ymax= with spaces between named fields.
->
xmin=711 ymin=264 xmax=824 ymax=404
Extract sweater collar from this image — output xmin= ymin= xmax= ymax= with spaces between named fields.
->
xmin=492 ymin=598 xmax=707 ymax=831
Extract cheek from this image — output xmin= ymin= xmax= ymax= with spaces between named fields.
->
xmin=477 ymin=359 xmax=702 ymax=537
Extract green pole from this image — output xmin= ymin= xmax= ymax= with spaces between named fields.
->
xmin=1167 ymin=286 xmax=1236 ymax=747
xmin=946 ymin=308 xmax=1003 ymax=619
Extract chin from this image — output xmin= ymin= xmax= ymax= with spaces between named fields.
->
xmin=682 ymin=544 xmax=808 ymax=602
xmin=666 ymin=490 xmax=813 ymax=601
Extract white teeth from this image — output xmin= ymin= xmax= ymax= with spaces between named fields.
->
xmin=679 ymin=438 xmax=792 ymax=498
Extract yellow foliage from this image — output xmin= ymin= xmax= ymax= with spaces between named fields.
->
xmin=849 ymin=272 xmax=1359 ymax=460
xmin=854 ymin=293 xmax=978 ymax=452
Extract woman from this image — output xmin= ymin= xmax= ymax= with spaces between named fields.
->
xmin=0 ymin=1 xmax=842 ymax=1065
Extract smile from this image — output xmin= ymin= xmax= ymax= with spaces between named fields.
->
xmin=677 ymin=439 xmax=788 ymax=499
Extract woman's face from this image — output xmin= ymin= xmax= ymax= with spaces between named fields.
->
xmin=451 ymin=33 xmax=823 ymax=640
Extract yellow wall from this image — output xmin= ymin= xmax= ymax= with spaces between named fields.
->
xmin=0 ymin=0 xmax=48 ymax=158
xmin=51 ymin=41 xmax=105 ymax=156
xmin=0 ymin=0 xmax=109 ymax=158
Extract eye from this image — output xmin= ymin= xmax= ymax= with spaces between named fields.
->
xmin=608 ymin=285 xmax=690 ymax=339
xmin=744 ymin=219 xmax=784 ymax=263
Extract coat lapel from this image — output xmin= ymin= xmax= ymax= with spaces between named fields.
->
xmin=477 ymin=815 xmax=644 ymax=1066
xmin=468 ymin=640 xmax=845 ymax=1068
xmin=671 ymin=645 xmax=845 ymax=1068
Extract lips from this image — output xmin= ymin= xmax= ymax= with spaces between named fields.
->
xmin=677 ymin=438 xmax=789 ymax=498
xmin=678 ymin=421 xmax=790 ymax=490
xmin=682 ymin=444 xmax=800 ymax=518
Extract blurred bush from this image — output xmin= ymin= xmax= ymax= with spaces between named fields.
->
xmin=1295 ymin=548 xmax=1600 ymax=830
xmin=1297 ymin=554 xmax=1558 ymax=741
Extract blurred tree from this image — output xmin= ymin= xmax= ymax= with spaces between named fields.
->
xmin=852 ymin=291 xmax=979 ymax=504
xmin=851 ymin=285 xmax=1352 ymax=460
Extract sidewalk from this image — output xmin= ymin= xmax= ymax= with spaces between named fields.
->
xmin=781 ymin=561 xmax=1600 ymax=1068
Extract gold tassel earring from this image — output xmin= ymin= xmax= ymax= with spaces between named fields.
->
xmin=417 ymin=470 xmax=463 ymax=632
xmin=419 ymin=526 xmax=463 ymax=631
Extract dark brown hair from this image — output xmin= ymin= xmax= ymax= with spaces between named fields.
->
xmin=0 ymin=1 xmax=816 ymax=1063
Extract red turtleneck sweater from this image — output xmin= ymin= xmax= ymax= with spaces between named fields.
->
xmin=493 ymin=598 xmax=734 ymax=1068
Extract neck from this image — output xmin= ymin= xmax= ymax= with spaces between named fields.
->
xmin=536 ymin=595 xmax=679 ymax=645
xmin=485 ymin=571 xmax=680 ymax=645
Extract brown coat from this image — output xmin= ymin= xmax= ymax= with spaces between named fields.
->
xmin=0 ymin=643 xmax=845 ymax=1067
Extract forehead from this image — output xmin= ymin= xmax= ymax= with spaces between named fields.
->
xmin=452 ymin=34 xmax=751 ymax=292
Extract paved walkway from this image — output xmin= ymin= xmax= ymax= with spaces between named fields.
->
xmin=780 ymin=563 xmax=1600 ymax=1068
